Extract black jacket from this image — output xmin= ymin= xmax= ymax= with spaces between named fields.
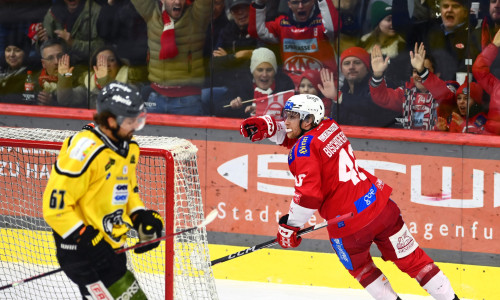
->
xmin=334 ymin=75 xmax=399 ymax=127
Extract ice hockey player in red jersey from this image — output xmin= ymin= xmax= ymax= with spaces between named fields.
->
xmin=239 ymin=94 xmax=460 ymax=300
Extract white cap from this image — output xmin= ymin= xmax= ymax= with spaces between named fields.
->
xmin=250 ymin=48 xmax=278 ymax=73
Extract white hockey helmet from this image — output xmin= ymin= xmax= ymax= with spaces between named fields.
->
xmin=283 ymin=94 xmax=325 ymax=126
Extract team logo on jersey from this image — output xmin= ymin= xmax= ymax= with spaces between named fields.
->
xmin=105 ymin=159 xmax=115 ymax=171
xmin=102 ymin=209 xmax=126 ymax=242
xmin=297 ymin=135 xmax=313 ymax=157
xmin=69 ymin=138 xmax=96 ymax=162
xmin=130 ymin=155 xmax=136 ymax=164
xmin=123 ymin=166 xmax=128 ymax=175
xmin=112 ymin=184 xmax=129 ymax=205
xmin=283 ymin=55 xmax=322 ymax=74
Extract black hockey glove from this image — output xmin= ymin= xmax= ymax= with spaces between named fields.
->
xmin=130 ymin=210 xmax=164 ymax=254
xmin=75 ymin=225 xmax=115 ymax=269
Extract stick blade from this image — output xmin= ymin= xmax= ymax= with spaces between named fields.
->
xmin=198 ymin=209 xmax=218 ymax=228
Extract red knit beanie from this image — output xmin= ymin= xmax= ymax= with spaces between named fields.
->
xmin=300 ymin=69 xmax=322 ymax=90
xmin=340 ymin=47 xmax=371 ymax=70
xmin=457 ymin=81 xmax=483 ymax=104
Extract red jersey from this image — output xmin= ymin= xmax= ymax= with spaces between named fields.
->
xmin=369 ymin=70 xmax=457 ymax=130
xmin=286 ymin=118 xmax=392 ymax=238
xmin=472 ymin=43 xmax=500 ymax=134
xmin=248 ymin=0 xmax=340 ymax=85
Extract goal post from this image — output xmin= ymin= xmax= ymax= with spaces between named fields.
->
xmin=0 ymin=127 xmax=219 ymax=300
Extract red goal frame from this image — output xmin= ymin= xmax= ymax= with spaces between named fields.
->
xmin=0 ymin=137 xmax=175 ymax=300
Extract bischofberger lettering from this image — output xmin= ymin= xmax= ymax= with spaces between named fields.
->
xmin=322 ymin=132 xmax=348 ymax=157
xmin=318 ymin=122 xmax=339 ymax=142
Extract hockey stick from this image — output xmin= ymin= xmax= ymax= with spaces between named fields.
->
xmin=210 ymin=212 xmax=354 ymax=266
xmin=117 ymin=209 xmax=218 ymax=254
xmin=0 ymin=209 xmax=218 ymax=291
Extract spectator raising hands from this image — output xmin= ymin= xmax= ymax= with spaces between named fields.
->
xmin=370 ymin=43 xmax=457 ymax=130
xmin=42 ymin=0 xmax=104 ymax=65
xmin=248 ymin=0 xmax=341 ymax=87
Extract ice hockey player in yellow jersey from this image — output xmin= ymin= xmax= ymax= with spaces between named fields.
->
xmin=43 ymin=82 xmax=163 ymax=299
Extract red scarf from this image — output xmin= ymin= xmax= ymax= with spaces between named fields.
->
xmin=160 ymin=4 xmax=179 ymax=60
xmin=253 ymin=83 xmax=275 ymax=100
xmin=481 ymin=16 xmax=492 ymax=49
xmin=38 ymin=69 xmax=58 ymax=87
xmin=253 ymin=82 xmax=280 ymax=118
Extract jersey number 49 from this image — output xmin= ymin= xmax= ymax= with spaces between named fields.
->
xmin=339 ymin=145 xmax=367 ymax=186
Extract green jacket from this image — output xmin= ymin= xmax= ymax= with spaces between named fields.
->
xmin=84 ymin=65 xmax=148 ymax=108
xmin=43 ymin=0 xmax=103 ymax=64
xmin=131 ymin=0 xmax=211 ymax=87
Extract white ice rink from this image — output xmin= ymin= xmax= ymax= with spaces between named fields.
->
xmin=0 ymin=263 xmax=448 ymax=299
xmin=216 ymin=279 xmax=436 ymax=300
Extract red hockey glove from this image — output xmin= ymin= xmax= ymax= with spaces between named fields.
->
xmin=277 ymin=214 xmax=302 ymax=248
xmin=240 ymin=115 xmax=277 ymax=142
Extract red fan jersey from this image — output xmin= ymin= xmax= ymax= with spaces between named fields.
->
xmin=286 ymin=118 xmax=392 ymax=238
xmin=249 ymin=0 xmax=340 ymax=85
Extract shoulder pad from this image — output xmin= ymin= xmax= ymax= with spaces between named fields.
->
xmin=56 ymin=131 xmax=106 ymax=176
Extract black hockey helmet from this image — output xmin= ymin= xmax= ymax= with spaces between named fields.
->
xmin=96 ymin=81 xmax=146 ymax=130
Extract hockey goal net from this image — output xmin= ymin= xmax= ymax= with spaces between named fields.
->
xmin=0 ymin=126 xmax=219 ymax=300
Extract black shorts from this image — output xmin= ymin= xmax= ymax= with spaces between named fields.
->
xmin=53 ymin=231 xmax=127 ymax=296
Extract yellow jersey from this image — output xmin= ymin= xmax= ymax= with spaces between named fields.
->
xmin=43 ymin=128 xmax=145 ymax=249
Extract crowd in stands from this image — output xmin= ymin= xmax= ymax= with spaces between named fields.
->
xmin=1 ymin=0 xmax=500 ymax=134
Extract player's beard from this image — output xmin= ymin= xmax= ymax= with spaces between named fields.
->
xmin=111 ymin=124 xmax=134 ymax=142
xmin=118 ymin=130 xmax=134 ymax=142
